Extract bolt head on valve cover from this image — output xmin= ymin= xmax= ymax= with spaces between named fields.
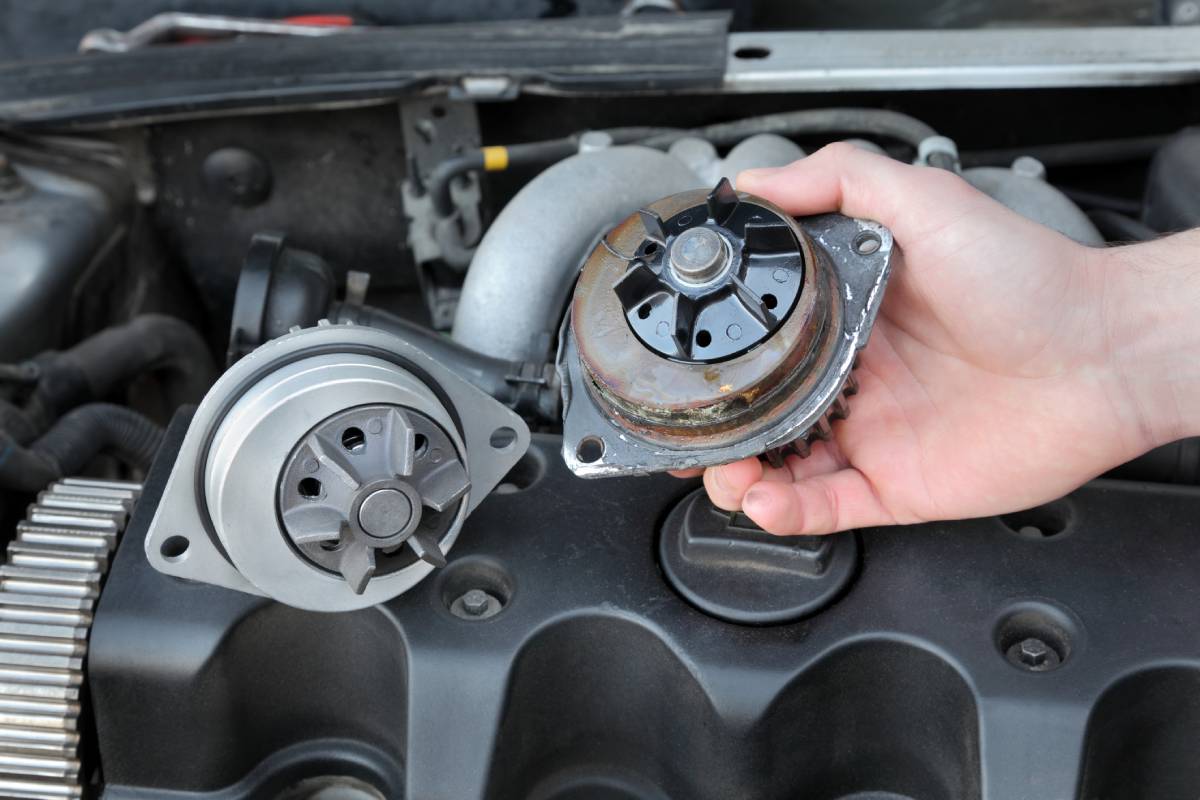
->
xmin=144 ymin=323 xmax=531 ymax=612
xmin=558 ymin=178 xmax=894 ymax=476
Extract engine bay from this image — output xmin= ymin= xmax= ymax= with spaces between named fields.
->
xmin=1 ymin=3 xmax=1199 ymax=798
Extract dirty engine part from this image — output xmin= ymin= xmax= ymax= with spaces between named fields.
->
xmin=559 ymin=178 xmax=893 ymax=476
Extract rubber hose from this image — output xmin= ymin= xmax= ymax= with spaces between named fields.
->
xmin=428 ymin=127 xmax=685 ymax=218
xmin=0 ymin=403 xmax=163 ymax=492
xmin=23 ymin=314 xmax=215 ymax=432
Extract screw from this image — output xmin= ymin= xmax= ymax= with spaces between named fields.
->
xmin=1018 ymin=638 xmax=1048 ymax=666
xmin=1006 ymin=636 xmax=1062 ymax=672
xmin=460 ymin=589 xmax=491 ymax=617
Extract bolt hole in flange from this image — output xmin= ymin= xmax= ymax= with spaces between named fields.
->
xmin=439 ymin=556 xmax=515 ymax=620
xmin=577 ymin=436 xmax=605 ymax=464
xmin=1000 ymin=499 xmax=1073 ymax=539
xmin=160 ymin=535 xmax=190 ymax=562
xmin=853 ymin=230 xmax=882 ymax=256
xmin=995 ymin=601 xmax=1080 ymax=673
xmin=414 ymin=433 xmax=428 ymax=458
xmin=490 ymin=426 xmax=518 ymax=451
xmin=696 ymin=330 xmax=712 ymax=348
xmin=733 ymin=45 xmax=772 ymax=59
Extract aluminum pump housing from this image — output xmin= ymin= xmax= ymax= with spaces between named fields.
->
xmin=144 ymin=322 xmax=530 ymax=612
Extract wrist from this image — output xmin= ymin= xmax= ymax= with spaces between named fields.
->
xmin=1098 ymin=231 xmax=1200 ymax=451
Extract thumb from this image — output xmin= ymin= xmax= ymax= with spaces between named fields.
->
xmin=737 ymin=142 xmax=983 ymax=245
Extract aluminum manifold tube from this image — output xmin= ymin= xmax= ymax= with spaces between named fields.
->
xmin=558 ymin=179 xmax=894 ymax=476
xmin=144 ymin=322 xmax=530 ymax=612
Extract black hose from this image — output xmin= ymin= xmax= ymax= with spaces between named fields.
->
xmin=961 ymin=135 xmax=1166 ymax=169
xmin=330 ymin=303 xmax=558 ymax=422
xmin=1087 ymin=209 xmax=1159 ymax=243
xmin=427 ymin=126 xmax=684 ymax=218
xmin=428 ymin=110 xmax=933 ymax=219
xmin=428 ymin=151 xmax=485 ymax=217
xmin=0 ymin=403 xmax=163 ymax=492
xmin=21 ymin=314 xmax=215 ymax=433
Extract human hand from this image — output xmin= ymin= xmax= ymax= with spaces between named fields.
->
xmin=678 ymin=142 xmax=1198 ymax=535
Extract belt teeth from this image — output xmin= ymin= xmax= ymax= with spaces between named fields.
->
xmin=0 ymin=479 xmax=140 ymax=797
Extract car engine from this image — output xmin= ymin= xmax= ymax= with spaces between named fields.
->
xmin=0 ymin=3 xmax=1199 ymax=799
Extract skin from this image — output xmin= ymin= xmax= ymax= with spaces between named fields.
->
xmin=673 ymin=142 xmax=1200 ymax=535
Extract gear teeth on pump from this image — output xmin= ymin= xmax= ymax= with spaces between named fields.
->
xmin=0 ymin=478 xmax=140 ymax=800
xmin=760 ymin=373 xmax=860 ymax=468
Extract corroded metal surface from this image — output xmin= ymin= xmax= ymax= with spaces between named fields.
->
xmin=574 ymin=187 xmax=833 ymax=444
xmin=560 ymin=191 xmax=893 ymax=477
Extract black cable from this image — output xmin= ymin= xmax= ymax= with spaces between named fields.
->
xmin=19 ymin=314 xmax=215 ymax=434
xmin=427 ymin=126 xmax=684 ymax=218
xmin=961 ymin=135 xmax=1166 ymax=169
xmin=0 ymin=403 xmax=163 ymax=492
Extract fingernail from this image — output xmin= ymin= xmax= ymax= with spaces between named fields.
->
xmin=737 ymin=167 xmax=782 ymax=184
xmin=709 ymin=466 xmax=730 ymax=494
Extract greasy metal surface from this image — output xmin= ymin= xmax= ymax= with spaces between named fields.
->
xmin=574 ymin=188 xmax=828 ymax=433
xmin=560 ymin=211 xmax=892 ymax=477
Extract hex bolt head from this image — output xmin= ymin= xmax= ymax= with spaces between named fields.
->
xmin=461 ymin=589 xmax=491 ymax=617
xmin=1018 ymin=638 xmax=1048 ymax=666
xmin=1006 ymin=636 xmax=1062 ymax=672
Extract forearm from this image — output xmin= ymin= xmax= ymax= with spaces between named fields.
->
xmin=1099 ymin=229 xmax=1200 ymax=449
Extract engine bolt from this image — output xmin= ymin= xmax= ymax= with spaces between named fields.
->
xmin=460 ymin=589 xmax=491 ymax=617
xmin=1005 ymin=636 xmax=1062 ymax=672
xmin=670 ymin=227 xmax=730 ymax=285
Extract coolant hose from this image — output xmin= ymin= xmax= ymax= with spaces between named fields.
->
xmin=22 ymin=314 xmax=215 ymax=432
xmin=0 ymin=403 xmax=163 ymax=492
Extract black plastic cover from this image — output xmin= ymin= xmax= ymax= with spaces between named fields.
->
xmin=91 ymin=411 xmax=1200 ymax=800
xmin=0 ymin=14 xmax=728 ymax=128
